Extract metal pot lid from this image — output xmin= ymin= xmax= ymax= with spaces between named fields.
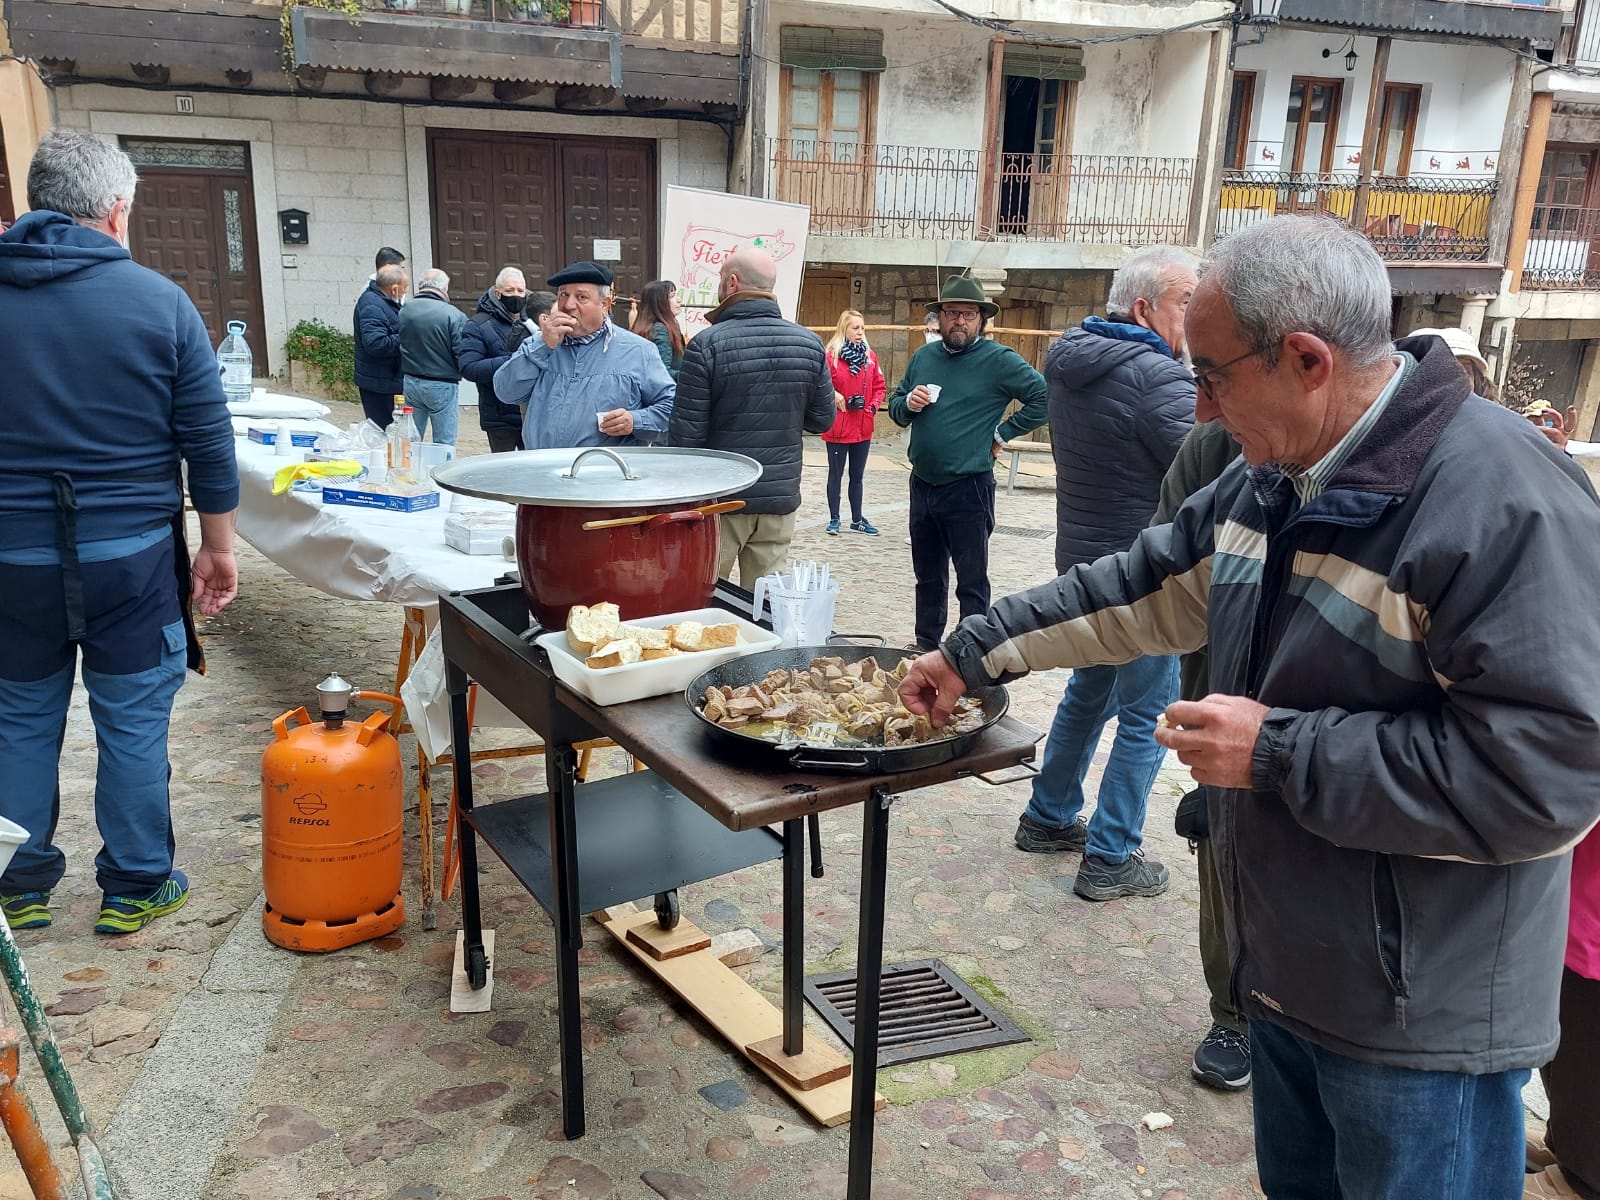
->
xmin=431 ymin=446 xmax=764 ymax=508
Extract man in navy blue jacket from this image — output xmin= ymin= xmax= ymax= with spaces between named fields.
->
xmin=0 ymin=131 xmax=239 ymax=936
xmin=354 ymin=263 xmax=408 ymax=428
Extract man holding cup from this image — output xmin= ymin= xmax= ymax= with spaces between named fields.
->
xmin=493 ymin=260 xmax=675 ymax=451
xmin=887 ymin=275 xmax=1048 ymax=651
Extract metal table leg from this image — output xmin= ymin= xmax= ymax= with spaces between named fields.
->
xmin=846 ymin=786 xmax=893 ymax=1200
xmin=547 ymin=743 xmax=586 ymax=1139
xmin=782 ymin=818 xmax=804 ymax=1056
xmin=447 ymin=662 xmax=488 ymax=989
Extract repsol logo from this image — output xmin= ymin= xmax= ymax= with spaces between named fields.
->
xmin=289 ymin=817 xmax=333 ymax=827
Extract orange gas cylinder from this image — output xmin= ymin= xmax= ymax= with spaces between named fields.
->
xmin=261 ymin=675 xmax=406 ymax=952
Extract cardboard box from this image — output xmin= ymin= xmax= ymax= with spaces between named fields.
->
xmin=248 ymin=426 xmax=322 ymax=448
xmin=321 ymin=484 xmax=440 ymax=513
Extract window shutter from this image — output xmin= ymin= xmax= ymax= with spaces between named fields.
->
xmin=780 ymin=26 xmax=887 ymax=72
xmin=1002 ymin=45 xmax=1085 ymax=82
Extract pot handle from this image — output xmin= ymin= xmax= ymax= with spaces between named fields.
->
xmin=789 ymin=751 xmax=874 ymax=772
xmin=561 ymin=446 xmax=639 ymax=481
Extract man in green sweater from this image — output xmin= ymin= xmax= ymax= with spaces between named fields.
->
xmin=888 ymin=276 xmax=1049 ymax=650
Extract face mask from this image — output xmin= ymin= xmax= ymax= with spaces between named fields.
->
xmin=501 ymin=293 xmax=526 ymax=315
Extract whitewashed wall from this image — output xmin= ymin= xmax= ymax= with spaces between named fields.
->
xmin=1232 ymin=31 xmax=1513 ymax=178
xmin=54 ymin=84 xmax=727 ymax=372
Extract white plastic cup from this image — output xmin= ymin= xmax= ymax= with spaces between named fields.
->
xmin=366 ymin=448 xmax=388 ymax=484
xmin=274 ymin=421 xmax=295 ymax=456
xmin=597 ymin=411 xmax=607 ymax=430
xmin=924 ymin=384 xmax=942 ymax=405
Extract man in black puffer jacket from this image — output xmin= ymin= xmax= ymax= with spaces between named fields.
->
xmin=457 ymin=267 xmax=554 ymax=453
xmin=669 ymin=247 xmax=833 ymax=584
xmin=1013 ymin=245 xmax=1198 ymax=904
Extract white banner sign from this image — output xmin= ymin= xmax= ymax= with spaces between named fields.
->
xmin=659 ymin=186 xmax=810 ymax=338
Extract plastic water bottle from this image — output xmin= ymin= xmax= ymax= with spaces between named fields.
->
xmin=216 ymin=320 xmax=253 ymax=404
xmin=388 ymin=404 xmax=419 ymax=485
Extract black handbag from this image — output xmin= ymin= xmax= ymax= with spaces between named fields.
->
xmin=1174 ymin=786 xmax=1209 ymax=844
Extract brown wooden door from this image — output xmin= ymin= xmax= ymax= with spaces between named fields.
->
xmin=798 ymin=272 xmax=852 ymax=336
xmin=130 ymin=169 xmax=267 ymax=365
xmin=430 ymin=131 xmax=656 ymax=308
xmin=992 ymin=300 xmax=1053 ymax=444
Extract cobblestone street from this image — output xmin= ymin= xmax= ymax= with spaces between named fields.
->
xmin=2 ymin=408 xmax=1260 ymax=1200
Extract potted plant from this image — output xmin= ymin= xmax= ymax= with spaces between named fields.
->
xmin=440 ymin=0 xmax=472 ymax=13
xmin=567 ymin=0 xmax=600 ymax=26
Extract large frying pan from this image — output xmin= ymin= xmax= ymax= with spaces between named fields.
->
xmin=684 ymin=645 xmax=1009 ymax=775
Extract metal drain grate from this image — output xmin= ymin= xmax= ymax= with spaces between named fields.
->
xmin=804 ymin=958 xmax=1029 ymax=1067
xmin=992 ymin=525 xmax=1052 ymax=540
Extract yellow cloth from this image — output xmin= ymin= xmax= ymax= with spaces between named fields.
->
xmin=272 ymin=459 xmax=364 ymax=496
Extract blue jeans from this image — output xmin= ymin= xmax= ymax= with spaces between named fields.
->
xmin=1023 ymin=656 xmax=1178 ymax=862
xmin=0 ymin=535 xmax=185 ymax=897
xmin=1251 ymin=1019 xmax=1528 ymax=1199
xmin=403 ymin=376 xmax=459 ymax=446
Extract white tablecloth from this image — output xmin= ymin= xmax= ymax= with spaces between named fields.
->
xmin=232 ymin=400 xmax=525 ymax=752
xmin=234 ymin=418 xmax=511 ymax=610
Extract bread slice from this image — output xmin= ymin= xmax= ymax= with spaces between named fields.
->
xmin=585 ymin=638 xmax=641 ymax=670
xmin=641 ymin=644 xmax=682 ymax=661
xmin=567 ymin=602 xmax=621 ymax=656
xmin=698 ymin=623 xmax=740 ymax=650
xmin=668 ymin=620 xmax=706 ymax=652
xmin=618 ymin=623 xmax=671 ymax=651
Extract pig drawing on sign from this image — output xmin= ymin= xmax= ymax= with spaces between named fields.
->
xmin=680 ymin=228 xmax=795 ymax=292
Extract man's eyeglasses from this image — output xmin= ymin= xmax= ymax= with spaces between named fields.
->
xmin=1192 ymin=347 xmax=1265 ymax=400
xmin=941 ymin=308 xmax=981 ymax=322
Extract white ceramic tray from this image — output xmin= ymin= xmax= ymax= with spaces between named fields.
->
xmin=534 ymin=607 xmax=780 ymax=706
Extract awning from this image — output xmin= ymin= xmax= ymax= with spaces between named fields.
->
xmin=1278 ymin=0 xmax=1562 ymax=50
xmin=291 ymin=7 xmax=622 ymax=89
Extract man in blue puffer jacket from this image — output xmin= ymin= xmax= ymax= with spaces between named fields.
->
xmin=0 ymin=132 xmax=239 ymax=936
xmin=1013 ymin=246 xmax=1198 ymax=904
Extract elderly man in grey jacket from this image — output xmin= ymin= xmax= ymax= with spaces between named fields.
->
xmin=900 ymin=216 xmax=1600 ymax=1199
xmin=1013 ymin=245 xmax=1198 ymax=911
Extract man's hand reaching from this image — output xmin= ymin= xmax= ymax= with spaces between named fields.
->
xmin=898 ymin=650 xmax=968 ymax=727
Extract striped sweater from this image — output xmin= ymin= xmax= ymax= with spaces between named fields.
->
xmin=945 ymin=336 xmax=1600 ymax=1073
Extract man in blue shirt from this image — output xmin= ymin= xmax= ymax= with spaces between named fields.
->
xmin=493 ymin=260 xmax=674 ymax=450
xmin=0 ymin=132 xmax=239 ymax=936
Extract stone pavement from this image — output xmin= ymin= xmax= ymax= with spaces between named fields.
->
xmin=0 ymin=403 xmax=1260 ymax=1200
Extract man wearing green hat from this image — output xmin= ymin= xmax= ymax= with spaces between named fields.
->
xmin=888 ymin=276 xmax=1048 ymax=650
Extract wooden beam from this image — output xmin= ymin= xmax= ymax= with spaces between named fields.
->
xmin=746 ymin=0 xmax=768 ymax=197
xmin=430 ymin=75 xmax=478 ymax=101
xmin=224 ymin=68 xmax=253 ymax=88
xmin=1487 ymin=54 xmax=1534 ymax=268
xmin=492 ymin=78 xmax=543 ymax=102
xmin=1507 ymin=89 xmax=1554 ymax=295
xmin=1350 ymin=35 xmax=1391 ymax=236
xmin=977 ymin=37 xmax=1006 ymax=236
xmin=555 ymin=83 xmax=616 ymax=108
xmin=365 ymin=70 xmax=407 ymax=96
xmin=130 ymin=63 xmax=170 ymax=84
xmin=6 ymin=0 xmax=281 ymax=74
xmin=295 ymin=64 xmax=327 ymax=92
xmin=1187 ymin=26 xmax=1229 ymax=249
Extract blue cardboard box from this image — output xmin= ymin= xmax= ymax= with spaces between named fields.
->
xmin=248 ymin=426 xmax=322 ymax=448
xmin=321 ymin=485 xmax=440 ymax=513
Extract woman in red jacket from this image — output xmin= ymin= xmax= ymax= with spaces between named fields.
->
xmin=822 ymin=309 xmax=885 ymax=536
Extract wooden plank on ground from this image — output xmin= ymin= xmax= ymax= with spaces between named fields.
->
xmin=626 ymin=918 xmax=712 ymax=961
xmin=746 ymin=1032 xmax=852 ymax=1091
xmin=596 ymin=907 xmax=884 ymax=1127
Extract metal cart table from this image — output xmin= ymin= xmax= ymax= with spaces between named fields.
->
xmin=439 ymin=582 xmax=1040 ymax=1199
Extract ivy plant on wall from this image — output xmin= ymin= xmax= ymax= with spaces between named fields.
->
xmin=280 ymin=0 xmax=364 ymax=80
xmin=285 ymin=319 xmax=358 ymax=404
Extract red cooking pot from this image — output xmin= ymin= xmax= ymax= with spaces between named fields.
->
xmin=432 ymin=446 xmax=765 ymax=630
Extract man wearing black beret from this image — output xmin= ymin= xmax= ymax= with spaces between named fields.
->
xmin=493 ymin=259 xmax=676 ymax=449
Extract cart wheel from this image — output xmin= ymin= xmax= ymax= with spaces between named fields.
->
xmin=654 ymin=890 xmax=680 ymax=931
xmin=466 ymin=943 xmax=488 ymax=989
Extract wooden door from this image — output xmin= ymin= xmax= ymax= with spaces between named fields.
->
xmin=0 ymin=124 xmax=13 ymax=227
xmin=562 ymin=141 xmax=654 ymax=301
xmin=130 ymin=169 xmax=267 ymax=364
xmin=1026 ymin=79 xmax=1073 ymax=237
xmin=798 ymin=272 xmax=852 ymax=337
xmin=776 ymin=67 xmax=877 ymax=232
xmin=992 ymin=300 xmax=1053 ymax=444
xmin=430 ymin=131 xmax=655 ymax=307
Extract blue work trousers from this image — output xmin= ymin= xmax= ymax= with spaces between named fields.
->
xmin=0 ymin=534 xmax=184 ymax=897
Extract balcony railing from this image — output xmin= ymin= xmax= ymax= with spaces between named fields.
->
xmin=768 ymin=139 xmax=1196 ymax=245
xmin=1216 ymin=171 xmax=1497 ymax=262
xmin=1524 ymin=207 xmax=1600 ymax=290
xmin=364 ymin=0 xmax=604 ymax=30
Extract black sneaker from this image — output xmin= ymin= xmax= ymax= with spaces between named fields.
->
xmin=1072 ymin=851 xmax=1170 ymax=901
xmin=1191 ymin=1024 xmax=1251 ymax=1091
xmin=1014 ymin=814 xmax=1089 ymax=854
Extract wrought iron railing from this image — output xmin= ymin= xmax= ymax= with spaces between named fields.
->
xmin=1524 ymin=206 xmax=1600 ymax=290
xmin=1215 ymin=170 xmax=1498 ymax=262
xmin=363 ymin=0 xmax=604 ymax=30
xmin=767 ymin=139 xmax=1197 ymax=245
